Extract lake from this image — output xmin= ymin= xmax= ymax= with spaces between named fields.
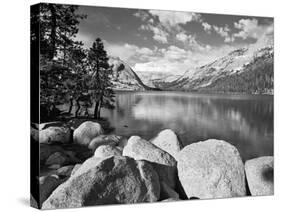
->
xmin=98 ymin=91 xmax=273 ymax=161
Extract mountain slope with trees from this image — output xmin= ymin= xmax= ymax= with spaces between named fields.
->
xmin=149 ymin=46 xmax=274 ymax=94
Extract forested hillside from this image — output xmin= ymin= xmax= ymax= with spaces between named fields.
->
xmin=200 ymin=49 xmax=273 ymax=94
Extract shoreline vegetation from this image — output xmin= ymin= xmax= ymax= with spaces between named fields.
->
xmin=31 ymin=120 xmax=274 ymax=209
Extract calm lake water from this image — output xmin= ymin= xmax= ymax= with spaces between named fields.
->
xmin=99 ymin=91 xmax=273 ymax=161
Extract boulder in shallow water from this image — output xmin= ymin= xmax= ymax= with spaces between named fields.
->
xmin=245 ymin=156 xmax=274 ymax=196
xmin=151 ymin=129 xmax=182 ymax=159
xmin=94 ymin=145 xmax=122 ymax=158
xmin=39 ymin=126 xmax=71 ymax=144
xmin=42 ymin=156 xmax=160 ymax=209
xmin=123 ymin=136 xmax=177 ymax=189
xmin=177 ymin=139 xmax=246 ymax=199
xmin=73 ymin=121 xmax=103 ymax=146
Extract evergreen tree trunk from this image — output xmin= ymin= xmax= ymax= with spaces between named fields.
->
xmin=75 ymin=99 xmax=80 ymax=117
xmin=94 ymin=100 xmax=100 ymax=119
xmin=68 ymin=98 xmax=73 ymax=114
xmin=98 ymin=95 xmax=103 ymax=119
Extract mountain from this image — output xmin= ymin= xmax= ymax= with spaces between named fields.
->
xmin=200 ymin=47 xmax=273 ymax=94
xmin=151 ymin=46 xmax=273 ymax=94
xmin=136 ymin=71 xmax=181 ymax=87
xmin=108 ymin=57 xmax=158 ymax=91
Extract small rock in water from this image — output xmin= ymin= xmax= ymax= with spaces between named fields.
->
xmin=245 ymin=156 xmax=273 ymax=196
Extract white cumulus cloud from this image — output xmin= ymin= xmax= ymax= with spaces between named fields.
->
xmin=149 ymin=10 xmax=201 ymax=27
xmin=176 ymin=32 xmax=188 ymax=42
xmin=202 ymin=22 xmax=212 ymax=33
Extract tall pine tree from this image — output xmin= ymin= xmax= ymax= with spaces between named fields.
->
xmin=38 ymin=3 xmax=86 ymax=121
xmin=88 ymin=38 xmax=115 ymax=119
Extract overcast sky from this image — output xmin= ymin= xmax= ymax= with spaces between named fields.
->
xmin=75 ymin=5 xmax=273 ymax=74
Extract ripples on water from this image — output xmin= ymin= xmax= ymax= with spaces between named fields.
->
xmin=102 ymin=91 xmax=273 ymax=161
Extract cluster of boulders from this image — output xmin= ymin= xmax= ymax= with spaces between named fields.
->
xmin=32 ymin=121 xmax=274 ymax=209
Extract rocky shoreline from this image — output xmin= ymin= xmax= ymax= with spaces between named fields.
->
xmin=31 ymin=121 xmax=274 ymax=209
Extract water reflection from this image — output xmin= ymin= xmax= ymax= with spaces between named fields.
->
xmin=104 ymin=91 xmax=273 ymax=161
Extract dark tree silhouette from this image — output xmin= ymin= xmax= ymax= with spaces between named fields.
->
xmin=88 ymin=38 xmax=115 ymax=119
xmin=38 ymin=4 xmax=86 ymax=121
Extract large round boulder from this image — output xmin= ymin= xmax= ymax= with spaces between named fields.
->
xmin=73 ymin=121 xmax=103 ymax=146
xmin=94 ymin=145 xmax=122 ymax=158
xmin=123 ymin=136 xmax=177 ymax=189
xmin=177 ymin=139 xmax=246 ymax=199
xmin=245 ymin=156 xmax=273 ymax=196
xmin=151 ymin=129 xmax=182 ymax=159
xmin=42 ymin=156 xmax=160 ymax=209
xmin=88 ymin=134 xmax=121 ymax=152
xmin=39 ymin=126 xmax=71 ymax=144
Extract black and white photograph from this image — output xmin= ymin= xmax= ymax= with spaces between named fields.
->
xmin=30 ymin=2 xmax=274 ymax=209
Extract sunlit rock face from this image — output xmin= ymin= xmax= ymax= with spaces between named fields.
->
xmin=42 ymin=156 xmax=160 ymax=209
xmin=108 ymin=57 xmax=148 ymax=90
xmin=177 ymin=139 xmax=246 ymax=199
xmin=123 ymin=136 xmax=177 ymax=189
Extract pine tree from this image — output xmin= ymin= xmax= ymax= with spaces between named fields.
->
xmin=88 ymin=38 xmax=115 ymax=119
xmin=38 ymin=3 xmax=86 ymax=121
xmin=39 ymin=3 xmax=86 ymax=60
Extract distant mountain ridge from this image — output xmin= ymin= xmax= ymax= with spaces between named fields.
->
xmin=148 ymin=45 xmax=274 ymax=94
xmin=108 ymin=57 xmax=159 ymax=91
xmin=108 ymin=45 xmax=273 ymax=94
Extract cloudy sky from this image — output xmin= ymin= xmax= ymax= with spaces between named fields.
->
xmin=76 ymin=5 xmax=273 ymax=75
